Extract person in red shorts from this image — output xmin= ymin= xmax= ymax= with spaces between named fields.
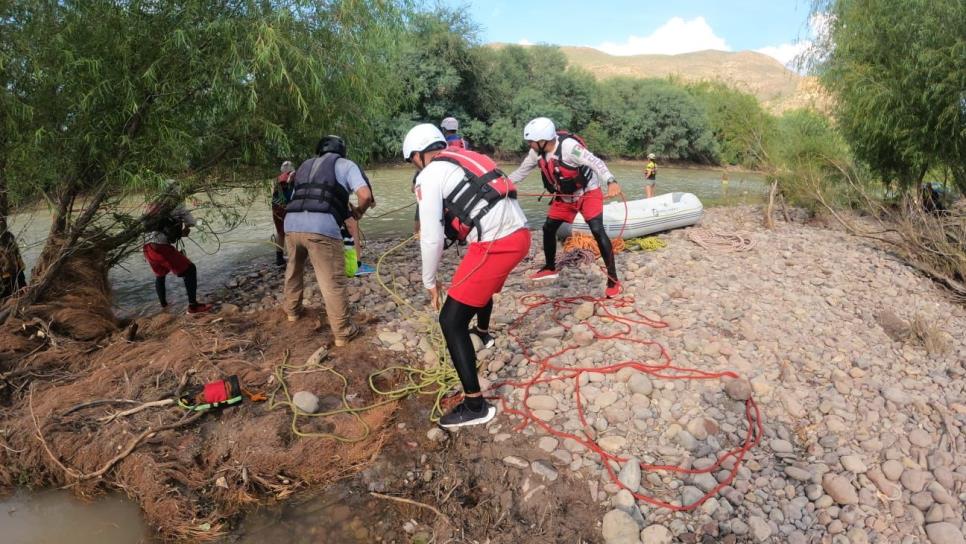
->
xmin=508 ymin=117 xmax=624 ymax=298
xmin=403 ymin=123 xmax=530 ymax=429
xmin=142 ymin=188 xmax=212 ymax=314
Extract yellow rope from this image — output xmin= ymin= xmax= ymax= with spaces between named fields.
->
xmin=625 ymin=236 xmax=668 ymax=251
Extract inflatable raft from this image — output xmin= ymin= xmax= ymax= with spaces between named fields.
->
xmin=558 ymin=192 xmax=704 ymax=239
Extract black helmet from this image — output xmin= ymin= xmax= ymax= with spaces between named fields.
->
xmin=316 ymin=135 xmax=346 ymax=157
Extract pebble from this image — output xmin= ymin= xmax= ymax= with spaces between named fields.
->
xmin=640 ymin=524 xmax=672 ymax=544
xmin=723 ymin=378 xmax=752 ymax=401
xmin=292 ymin=391 xmax=319 ymax=414
xmin=882 ymin=460 xmax=904 ymax=481
xmin=426 ymin=427 xmax=448 ymax=443
xmin=785 ymin=466 xmax=812 ymax=481
xmin=619 ymin=457 xmax=642 ymax=493
xmin=925 ymin=523 xmax=966 ymax=544
xmin=503 ymin=456 xmax=529 ymax=469
xmin=909 ymin=429 xmax=932 ymax=448
xmin=377 ymin=331 xmax=403 ymax=345
xmin=602 ymin=509 xmax=641 ymax=543
xmin=599 ymin=436 xmax=627 ymax=452
xmin=841 ymin=455 xmax=868 ymax=473
xmin=770 ymin=439 xmax=794 ymax=454
xmin=900 ymin=469 xmax=927 ymax=493
xmin=538 ymin=436 xmax=559 ymax=452
xmin=531 ymin=460 xmax=558 ymax=482
xmin=527 ymin=395 xmax=557 ymax=411
xmin=822 ymin=473 xmax=859 ymax=505
xmin=628 ymin=374 xmax=653 ymax=396
xmin=748 ymin=515 xmax=772 ymax=542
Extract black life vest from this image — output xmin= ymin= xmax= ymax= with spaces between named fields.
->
xmin=143 ymin=204 xmax=185 ymax=243
xmin=285 ymin=153 xmax=351 ymax=225
xmin=537 ymin=131 xmax=593 ymax=196
xmin=431 ymin=149 xmax=517 ymax=242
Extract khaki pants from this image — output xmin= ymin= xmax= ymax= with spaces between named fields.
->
xmin=283 ymin=232 xmax=352 ymax=340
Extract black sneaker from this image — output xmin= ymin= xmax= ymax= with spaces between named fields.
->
xmin=470 ymin=327 xmax=495 ymax=349
xmin=438 ymin=400 xmax=496 ymax=429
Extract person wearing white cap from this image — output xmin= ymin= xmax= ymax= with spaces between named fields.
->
xmin=440 ymin=117 xmax=469 ymax=150
xmin=403 ymin=123 xmax=529 ymax=428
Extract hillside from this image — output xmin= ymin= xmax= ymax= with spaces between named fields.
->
xmin=492 ymin=44 xmax=829 ymax=113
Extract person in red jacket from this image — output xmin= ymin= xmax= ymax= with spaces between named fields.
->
xmin=440 ymin=117 xmax=469 ymax=150
xmin=403 ymin=123 xmax=530 ymax=429
xmin=508 ymin=117 xmax=624 ymax=298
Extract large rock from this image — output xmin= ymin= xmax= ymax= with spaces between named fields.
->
xmin=602 ymin=509 xmax=641 ymax=544
xmin=377 ymin=331 xmax=403 ymax=345
xmin=925 ymin=523 xmax=966 ymax=544
xmin=574 ymin=301 xmax=596 ymax=321
xmin=822 ymin=473 xmax=858 ymax=505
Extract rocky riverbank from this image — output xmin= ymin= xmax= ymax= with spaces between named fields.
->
xmin=220 ymin=206 xmax=965 ymax=544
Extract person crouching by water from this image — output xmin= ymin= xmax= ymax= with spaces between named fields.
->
xmin=142 ymin=183 xmax=212 ymax=314
xmin=403 ymin=123 xmax=530 ymax=428
xmin=283 ymin=135 xmax=372 ymax=346
xmin=272 ymin=161 xmax=296 ymax=266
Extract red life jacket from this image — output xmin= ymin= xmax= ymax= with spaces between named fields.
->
xmin=431 ymin=148 xmax=517 ymax=242
xmin=445 ymin=134 xmax=466 ymax=149
xmin=537 ymin=131 xmax=593 ymax=195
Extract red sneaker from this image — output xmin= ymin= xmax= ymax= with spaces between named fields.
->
xmin=529 ymin=267 xmax=559 ymax=281
xmin=604 ymin=282 xmax=623 ymax=298
xmin=187 ymin=303 xmax=213 ymax=315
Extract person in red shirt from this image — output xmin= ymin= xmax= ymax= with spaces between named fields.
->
xmin=273 ymin=161 xmax=296 ymax=265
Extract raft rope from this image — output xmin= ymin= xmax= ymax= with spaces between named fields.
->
xmin=687 ymin=227 xmax=756 ymax=252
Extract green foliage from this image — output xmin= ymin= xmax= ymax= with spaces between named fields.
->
xmin=815 ymin=0 xmax=966 ymax=192
xmin=1 ymin=0 xmax=403 ymax=209
xmin=688 ymin=82 xmax=773 ymax=167
xmin=592 ymin=78 xmax=717 ymax=161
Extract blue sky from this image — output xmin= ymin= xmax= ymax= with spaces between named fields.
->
xmin=440 ymin=1 xmax=820 ymax=66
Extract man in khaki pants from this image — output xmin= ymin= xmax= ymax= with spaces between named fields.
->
xmin=283 ymin=136 xmax=373 ymax=346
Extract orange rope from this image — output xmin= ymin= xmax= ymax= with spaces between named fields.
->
xmin=562 ymin=232 xmax=625 ymax=258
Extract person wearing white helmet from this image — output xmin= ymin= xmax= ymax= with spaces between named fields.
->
xmin=403 ymin=123 xmax=529 ymax=429
xmin=440 ymin=117 xmax=469 ymax=150
xmin=508 ymin=117 xmax=624 ymax=298
xmin=644 ymin=152 xmax=658 ymax=198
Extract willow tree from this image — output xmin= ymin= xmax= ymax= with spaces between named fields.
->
xmin=0 ymin=0 xmax=403 ymax=335
xmin=812 ymin=0 xmax=966 ymax=192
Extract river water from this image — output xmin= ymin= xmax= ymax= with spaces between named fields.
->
xmin=1 ymin=163 xmax=764 ymax=542
xmin=10 ymin=163 xmax=763 ymax=313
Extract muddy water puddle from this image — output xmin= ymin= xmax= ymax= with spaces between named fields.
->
xmin=0 ymin=490 xmax=154 ymax=543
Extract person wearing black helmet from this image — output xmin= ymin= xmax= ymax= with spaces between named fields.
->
xmin=283 ymin=135 xmax=374 ymax=346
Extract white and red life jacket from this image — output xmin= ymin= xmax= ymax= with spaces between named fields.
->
xmin=537 ymin=131 xmax=593 ymax=195
xmin=431 ymin=148 xmax=517 ymax=242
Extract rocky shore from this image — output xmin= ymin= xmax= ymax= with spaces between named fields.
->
xmin=220 ymin=206 xmax=965 ymax=544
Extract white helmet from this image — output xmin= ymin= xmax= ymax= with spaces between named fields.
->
xmin=647 ymin=153 xmax=656 ymax=160
xmin=524 ymin=117 xmax=556 ymax=142
xmin=402 ymin=123 xmax=446 ymax=161
xmin=440 ymin=117 xmax=459 ymax=131
xmin=280 ymin=160 xmax=294 ymax=173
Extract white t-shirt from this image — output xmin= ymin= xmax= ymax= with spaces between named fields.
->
xmin=415 ymin=160 xmax=528 ymax=290
xmin=507 ymin=136 xmax=616 ymax=201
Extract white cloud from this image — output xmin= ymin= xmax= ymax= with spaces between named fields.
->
xmin=756 ymin=42 xmax=809 ymax=67
xmin=594 ymin=17 xmax=730 ymax=56
xmin=756 ymin=12 xmax=832 ymax=72
xmin=518 ymin=38 xmax=533 ymax=46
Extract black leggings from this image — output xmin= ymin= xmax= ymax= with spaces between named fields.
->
xmin=542 ymin=216 xmax=618 ymax=285
xmin=439 ymin=297 xmax=493 ymax=395
xmin=156 ymin=263 xmax=198 ymax=306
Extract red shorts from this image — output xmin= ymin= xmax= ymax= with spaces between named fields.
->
xmin=447 ymin=228 xmax=531 ymax=308
xmin=547 ymin=188 xmax=604 ymax=223
xmin=143 ymin=243 xmax=192 ymax=277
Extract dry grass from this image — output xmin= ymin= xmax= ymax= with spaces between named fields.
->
xmin=909 ymin=314 xmax=953 ymax=356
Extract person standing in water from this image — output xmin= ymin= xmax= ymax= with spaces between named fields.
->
xmin=644 ymin=152 xmax=657 ymax=198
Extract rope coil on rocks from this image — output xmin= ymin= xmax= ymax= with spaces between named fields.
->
xmin=687 ymin=227 xmax=757 ymax=252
